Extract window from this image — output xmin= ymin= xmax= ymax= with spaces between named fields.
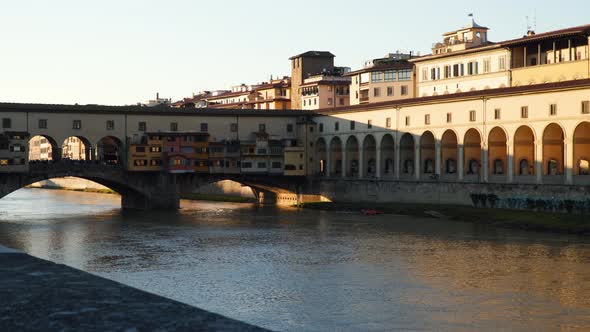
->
xmin=327 ymin=98 xmax=333 ymax=105
xmin=467 ymin=61 xmax=479 ymax=75
xmin=135 ymin=146 xmax=146 ymax=153
xmin=444 ymin=65 xmax=451 ymax=79
xmin=446 ymin=113 xmax=452 ymax=123
xmin=287 ymin=124 xmax=293 ymax=133
xmin=38 ymin=119 xmax=48 ymax=129
xmin=387 ymin=87 xmax=394 ymax=96
xmin=272 ymin=162 xmax=282 ymax=169
xmin=499 ymin=56 xmax=506 ymax=71
xmin=242 ymin=162 xmax=253 ymax=168
xmin=150 ymin=146 xmax=162 ymax=153
xmin=350 ymin=121 xmax=355 ymax=130
xmin=422 ymin=68 xmax=428 ymax=81
xmin=335 ymin=122 xmax=339 ymax=131
xmin=550 ymin=104 xmax=557 ymax=116
xmin=373 ymin=88 xmax=380 ymax=97
xmin=401 ymin=86 xmax=408 ymax=95
xmin=469 ymin=110 xmax=476 ymax=122
xmin=583 ymin=101 xmax=590 ymax=114
xmin=319 ymin=123 xmax=324 ymax=132
xmin=339 ymin=98 xmax=345 ymax=105
xmin=257 ymin=162 xmax=267 ymax=169
xmin=73 ymin=120 xmax=82 ymax=129
xmin=398 ymin=69 xmax=411 ymax=80
xmin=453 ymin=64 xmax=460 ymax=77
xmin=521 ymin=106 xmax=529 ymax=119
xmin=483 ymin=58 xmax=491 ymax=73
xmin=425 ymin=114 xmax=431 ymax=125
xmin=386 ymin=117 xmax=392 ymax=128
xmin=230 ymin=123 xmax=238 ymax=132
xmin=10 ymin=145 xmax=24 ymax=152
xmin=138 ymin=121 xmax=147 ymax=132
xmin=134 ymin=159 xmax=148 ymax=166
xmin=405 ymin=116 xmax=410 ymax=126
xmin=384 ymin=70 xmax=396 ymax=81
xmin=257 ymin=148 xmax=267 ymax=154
xmin=2 ymin=118 xmax=11 ymax=129
xmin=170 ymin=122 xmax=178 ymax=132
xmin=106 ymin=120 xmax=114 ymax=130
xmin=371 ymin=71 xmax=383 ymax=82
xmin=494 ymin=108 xmax=501 ymax=120
xmin=259 ymin=123 xmax=266 ymax=132
xmin=200 ymin=123 xmax=208 ymax=132
xmin=367 ymin=120 xmax=372 ymax=129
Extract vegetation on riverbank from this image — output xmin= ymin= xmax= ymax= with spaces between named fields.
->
xmin=299 ymin=202 xmax=590 ymax=235
xmin=180 ymin=193 xmax=257 ymax=203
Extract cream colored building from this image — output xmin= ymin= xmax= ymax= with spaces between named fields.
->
xmin=348 ymin=53 xmax=415 ymax=105
xmin=411 ymin=20 xmax=511 ymax=97
xmin=301 ymin=74 xmax=351 ymax=110
xmin=313 ymin=79 xmax=590 ymax=186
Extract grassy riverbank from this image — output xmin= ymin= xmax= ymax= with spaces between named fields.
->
xmin=180 ymin=193 xmax=257 ymax=203
xmin=300 ymin=202 xmax=590 ymax=235
xmin=27 ymin=186 xmax=117 ymax=195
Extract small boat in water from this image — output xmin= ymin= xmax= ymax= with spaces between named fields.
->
xmin=361 ymin=209 xmax=384 ymax=215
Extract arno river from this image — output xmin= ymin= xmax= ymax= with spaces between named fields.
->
xmin=1 ymin=189 xmax=590 ymax=331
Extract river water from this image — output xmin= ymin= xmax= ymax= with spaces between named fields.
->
xmin=1 ymin=189 xmax=590 ymax=331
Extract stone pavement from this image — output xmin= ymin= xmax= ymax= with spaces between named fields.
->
xmin=0 ymin=246 xmax=269 ymax=331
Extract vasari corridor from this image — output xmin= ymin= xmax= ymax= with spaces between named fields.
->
xmin=1 ymin=1 xmax=590 ymax=331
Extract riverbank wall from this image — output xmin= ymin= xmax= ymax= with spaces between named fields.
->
xmin=318 ymin=180 xmax=590 ymax=214
xmin=0 ymin=245 xmax=267 ymax=331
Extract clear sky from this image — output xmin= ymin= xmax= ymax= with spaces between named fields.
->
xmin=1 ymin=0 xmax=589 ymax=105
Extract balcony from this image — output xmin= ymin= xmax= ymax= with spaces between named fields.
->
xmin=359 ymin=96 xmax=369 ymax=103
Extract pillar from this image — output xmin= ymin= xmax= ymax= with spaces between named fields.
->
xmin=414 ymin=144 xmax=420 ymax=181
xmin=358 ymin=137 xmax=364 ymax=179
xmin=481 ymin=142 xmax=489 ymax=183
xmin=507 ymin=142 xmax=514 ymax=183
xmin=434 ymin=141 xmax=441 ymax=176
xmin=537 ymin=43 xmax=541 ymax=65
xmin=458 ymin=145 xmax=464 ymax=181
xmin=341 ymin=140 xmax=347 ymax=179
xmin=325 ymin=139 xmax=331 ymax=177
xmin=565 ymin=138 xmax=574 ymax=185
xmin=535 ymin=140 xmax=543 ymax=184
xmin=375 ymin=138 xmax=381 ymax=178
xmin=394 ymin=143 xmax=401 ymax=180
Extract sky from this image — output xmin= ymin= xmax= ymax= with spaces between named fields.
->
xmin=1 ymin=0 xmax=589 ymax=106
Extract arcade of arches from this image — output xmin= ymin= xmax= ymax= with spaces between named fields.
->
xmin=314 ymin=122 xmax=590 ymax=185
xmin=28 ymin=135 xmax=124 ymax=165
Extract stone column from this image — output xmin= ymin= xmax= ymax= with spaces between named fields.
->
xmin=435 ymin=141 xmax=441 ymax=176
xmin=341 ymin=140 xmax=347 ymax=179
xmin=535 ymin=140 xmax=543 ymax=184
xmin=458 ymin=145 xmax=464 ymax=181
xmin=414 ymin=144 xmax=421 ymax=181
xmin=375 ymin=138 xmax=382 ymax=179
xmin=325 ymin=139 xmax=331 ymax=178
xmin=394 ymin=143 xmax=401 ymax=180
xmin=565 ymin=138 xmax=574 ymax=185
xmin=507 ymin=142 xmax=514 ymax=183
xmin=358 ymin=137 xmax=364 ymax=179
xmin=481 ymin=142 xmax=489 ymax=183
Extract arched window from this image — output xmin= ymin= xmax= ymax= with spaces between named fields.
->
xmin=519 ymin=159 xmax=530 ymax=175
xmin=579 ymin=159 xmax=590 ymax=175
xmin=445 ymin=159 xmax=456 ymax=174
xmin=404 ymin=159 xmax=414 ymax=174
xmin=424 ymin=159 xmax=434 ymax=174
xmin=468 ymin=159 xmax=479 ymax=175
xmin=494 ymin=159 xmax=504 ymax=175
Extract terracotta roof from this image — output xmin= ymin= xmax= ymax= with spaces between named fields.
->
xmin=317 ymin=79 xmax=590 ymax=114
xmin=289 ymin=51 xmax=335 ymax=60
xmin=500 ymin=23 xmax=590 ymax=46
xmin=346 ymin=63 xmax=414 ymax=76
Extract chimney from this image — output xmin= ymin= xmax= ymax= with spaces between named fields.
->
xmin=156 ymin=92 xmax=160 ymax=100
xmin=527 ymin=30 xmax=536 ymax=37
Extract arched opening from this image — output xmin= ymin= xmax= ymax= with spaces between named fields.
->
xmin=514 ymin=126 xmax=535 ymax=177
xmin=542 ymin=123 xmax=565 ymax=179
xmin=363 ymin=135 xmax=377 ymax=178
xmin=345 ymin=136 xmax=359 ymax=177
xmin=488 ymin=127 xmax=507 ymax=178
xmin=381 ymin=134 xmax=395 ymax=178
xmin=329 ymin=137 xmax=342 ymax=176
xmin=420 ymin=131 xmax=435 ymax=176
xmin=315 ymin=138 xmax=327 ymax=176
xmin=464 ymin=129 xmax=482 ymax=179
xmin=61 ymin=136 xmax=92 ymax=161
xmin=97 ymin=136 xmax=123 ymax=166
xmin=400 ymin=133 xmax=415 ymax=176
xmin=441 ymin=130 xmax=458 ymax=176
xmin=574 ymin=122 xmax=590 ymax=179
xmin=28 ymin=135 xmax=60 ymax=162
